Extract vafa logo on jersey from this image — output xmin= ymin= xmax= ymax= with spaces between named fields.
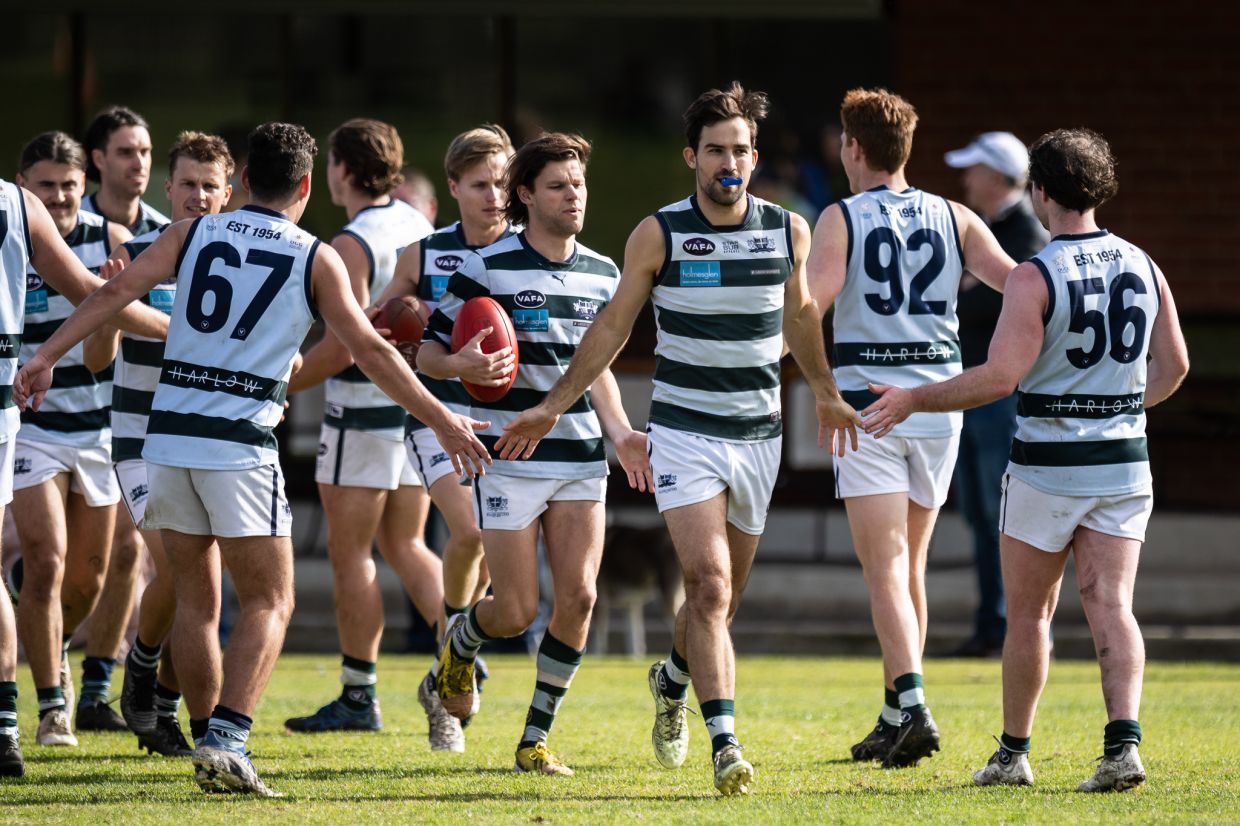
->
xmin=434 ymin=254 xmax=464 ymax=271
xmin=514 ymin=289 xmax=546 ymax=309
xmin=682 ymin=237 xmax=715 ymax=256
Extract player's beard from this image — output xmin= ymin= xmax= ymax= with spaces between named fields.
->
xmin=702 ymin=175 xmax=744 ymax=208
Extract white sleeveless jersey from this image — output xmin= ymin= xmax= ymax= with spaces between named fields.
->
xmin=405 ymin=221 xmax=519 ymax=434
xmin=81 ymin=193 xmax=170 ymax=237
xmin=649 ymin=194 xmax=792 ymax=442
xmin=20 ymin=210 xmax=113 ymax=448
xmin=323 ymin=199 xmax=433 ymax=441
xmin=143 ymin=206 xmax=319 ymax=470
xmin=111 ymin=227 xmax=176 ymax=462
xmin=0 ymin=180 xmax=31 ymax=442
xmin=1008 ymin=230 xmax=1159 ymax=496
xmin=833 ymin=186 xmax=965 ymax=437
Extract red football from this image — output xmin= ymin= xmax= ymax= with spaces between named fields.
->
xmin=373 ymin=296 xmax=428 ymax=345
xmin=451 ymin=296 xmax=519 ymax=402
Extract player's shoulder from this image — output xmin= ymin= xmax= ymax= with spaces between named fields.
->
xmin=140 ymin=200 xmax=171 ymax=226
xmin=572 ymin=240 xmax=619 ymax=277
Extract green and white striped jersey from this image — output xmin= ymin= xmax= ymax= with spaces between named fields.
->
xmin=406 ymin=221 xmax=518 ymax=435
xmin=81 ymin=194 xmax=169 ymax=237
xmin=0 ymin=179 xmax=31 ymax=443
xmin=1009 ymin=230 xmax=1159 ymax=496
xmin=649 ymin=194 xmax=792 ymax=442
xmin=20 ymin=210 xmax=113 ymax=448
xmin=323 ymin=199 xmax=433 ymax=441
xmin=834 ymin=186 xmax=965 ymax=438
xmin=423 ymin=233 xmax=618 ymax=480
xmin=111 ymin=226 xmax=175 ymax=462
xmin=143 ymin=206 xmax=319 ymax=470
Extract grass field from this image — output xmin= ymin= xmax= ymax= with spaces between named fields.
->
xmin=3 ymin=655 xmax=1238 ymax=824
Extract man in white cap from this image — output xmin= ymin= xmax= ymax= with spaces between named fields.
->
xmin=943 ymin=132 xmax=1048 ymax=657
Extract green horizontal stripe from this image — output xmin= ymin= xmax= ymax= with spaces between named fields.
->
xmin=112 ymin=436 xmax=146 ymax=462
xmin=323 ymin=405 xmax=405 ymax=431
xmin=0 ymin=333 xmax=21 ymax=357
xmin=656 ymin=307 xmax=782 ymax=341
xmin=67 ymin=221 xmax=107 ymax=246
xmin=527 ymin=708 xmax=555 ymax=730
xmin=446 ymin=272 xmax=489 ymax=302
xmin=147 ymin=410 xmax=277 ymax=451
xmin=660 ymin=203 xmax=787 ymax=235
xmin=334 ymin=364 xmax=369 ymax=383
xmin=0 ymin=386 xmax=13 ymax=409
xmin=481 ymin=249 xmax=617 ymax=279
xmin=648 ymin=400 xmax=781 ymax=441
xmin=515 ymin=341 xmax=576 ymax=366
xmin=21 ymin=319 xmax=62 ymax=345
xmin=841 ymin=389 xmax=880 ymax=410
xmin=421 ymin=376 xmax=472 ymax=406
xmin=112 ymin=385 xmax=154 ymax=416
xmin=655 ymin=358 xmax=780 ymax=393
xmin=159 ymin=360 xmax=287 ymax=403
xmin=478 ymin=434 xmax=603 ymax=464
xmin=22 ymin=407 xmax=110 ymax=432
xmin=661 ymin=261 xmax=789 ymax=289
xmin=1009 ymin=437 xmax=1148 ymax=467
xmin=50 ymin=364 xmax=112 ymax=389
xmin=1017 ymin=392 xmax=1145 ymax=419
xmin=533 ymin=680 xmax=569 ymax=698
xmin=475 ymin=387 xmax=592 ymax=415
xmin=122 ymin=240 xmax=155 ymax=260
xmin=121 ymin=338 xmax=165 ymax=368
xmin=833 ymin=340 xmax=961 ymax=367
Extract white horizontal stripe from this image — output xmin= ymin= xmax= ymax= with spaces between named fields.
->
xmin=143 ymin=435 xmax=278 ymax=470
xmin=652 ymin=284 xmax=784 ymax=315
xmin=654 ymin=331 xmax=783 ymax=368
xmin=651 ymin=383 xmax=780 ymax=418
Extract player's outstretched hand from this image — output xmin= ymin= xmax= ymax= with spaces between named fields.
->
xmin=816 ymin=393 xmax=862 ymax=457
xmin=99 ymin=256 xmax=126 ymax=281
xmin=860 ymin=383 xmax=913 ymax=439
xmin=453 ymin=326 xmax=515 ymax=386
xmin=13 ymin=353 xmax=54 ymax=412
xmin=614 ymin=429 xmax=653 ymax=493
xmin=495 ymin=403 xmax=559 ymax=460
xmin=433 ymin=413 xmax=493 ymax=478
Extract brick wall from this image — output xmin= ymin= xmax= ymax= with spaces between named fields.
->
xmin=891 ymin=1 xmax=1240 ymax=316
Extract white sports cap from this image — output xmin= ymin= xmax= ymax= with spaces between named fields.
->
xmin=944 ymin=132 xmax=1029 ymax=181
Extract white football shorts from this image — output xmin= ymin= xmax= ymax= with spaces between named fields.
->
xmin=12 ymin=438 xmax=119 ymax=507
xmin=315 ymin=423 xmax=420 ymax=490
xmin=833 ymin=432 xmax=960 ymax=509
xmin=143 ymin=461 xmax=293 ymax=538
xmin=999 ymin=473 xmax=1153 ymax=553
xmin=405 ymin=426 xmax=461 ymax=490
xmin=472 ymin=472 xmax=605 ymax=532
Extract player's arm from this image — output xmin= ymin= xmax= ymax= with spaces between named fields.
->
xmin=15 ymin=209 xmax=185 ymax=410
xmin=416 ymin=254 xmax=515 ymax=385
xmin=805 ymin=203 xmax=848 ymax=317
xmin=495 ymin=217 xmax=661 ymax=454
xmin=82 ymin=245 xmax=133 ymax=373
xmin=861 ymin=262 xmax=1049 ymax=438
xmin=288 ymin=232 xmax=370 ymax=393
xmin=589 ymin=368 xmax=652 ymax=492
xmin=1143 ymin=266 xmax=1190 ymax=407
xmin=312 ymin=242 xmax=491 ymax=476
xmin=953 ymin=202 xmax=1018 ymax=293
xmin=783 ymin=212 xmax=860 ymax=456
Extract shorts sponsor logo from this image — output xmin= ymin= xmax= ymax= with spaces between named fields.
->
xmin=656 ymin=473 xmax=677 ymax=490
xmin=434 ymin=254 xmax=464 ymax=272
xmin=679 ymin=261 xmax=721 ymax=287
xmin=513 ymin=309 xmax=549 ymax=332
xmin=515 ymin=289 xmax=546 ymax=309
xmin=572 ymin=299 xmax=598 ymax=320
xmin=13 ymin=457 xmax=31 ymax=475
xmin=485 ymin=495 xmax=510 ymax=517
xmin=130 ymin=484 xmax=148 ymax=503
xmin=746 ymin=235 xmax=776 ymax=254
xmin=681 ymin=237 xmax=715 ymax=256
xmin=430 ymin=452 xmax=450 ymax=467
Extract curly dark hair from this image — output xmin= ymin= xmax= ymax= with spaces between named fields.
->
xmin=683 ymin=81 xmax=769 ymax=152
xmin=1028 ymin=128 xmax=1119 ymax=212
xmin=328 ymin=118 xmax=404 ymax=197
xmin=245 ymin=122 xmax=318 ymax=202
xmin=168 ymin=131 xmax=235 ymax=179
xmin=83 ymin=105 xmax=149 ymax=183
xmin=502 ymin=132 xmax=590 ymax=227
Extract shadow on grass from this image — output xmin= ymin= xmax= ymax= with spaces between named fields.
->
xmin=25 ymin=752 xmax=163 ymax=764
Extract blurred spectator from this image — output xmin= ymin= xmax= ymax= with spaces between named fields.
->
xmin=943 ymin=132 xmax=1049 ymax=657
xmin=798 ymin=122 xmax=850 ymax=212
xmin=392 ymin=167 xmax=437 ymax=225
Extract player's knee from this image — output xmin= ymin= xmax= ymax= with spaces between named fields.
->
xmin=490 ymin=595 xmax=538 ymax=637
xmin=557 ymin=582 xmax=597 ymax=623
xmin=63 ymin=558 xmax=106 ymax=600
xmin=685 ymin=574 xmax=730 ymax=617
xmin=20 ymin=554 xmax=64 ymax=601
xmin=109 ymin=535 xmax=143 ymax=576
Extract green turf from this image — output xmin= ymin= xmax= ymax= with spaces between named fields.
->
xmin=3 ymin=655 xmax=1238 ymax=824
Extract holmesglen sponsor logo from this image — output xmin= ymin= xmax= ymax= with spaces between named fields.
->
xmin=681 ymin=237 xmax=716 ymax=256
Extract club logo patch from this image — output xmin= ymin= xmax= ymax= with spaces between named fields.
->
xmin=682 ymin=237 xmax=715 ymax=256
xmin=430 ymin=452 xmax=450 ymax=467
xmin=486 ymin=496 xmax=510 ymax=517
xmin=130 ymin=484 xmax=148 ymax=503
xmin=572 ymin=299 xmax=598 ymax=320
xmin=13 ymin=457 xmax=31 ymax=475
xmin=746 ymin=235 xmax=776 ymax=254
xmin=657 ymin=473 xmax=677 ymax=490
